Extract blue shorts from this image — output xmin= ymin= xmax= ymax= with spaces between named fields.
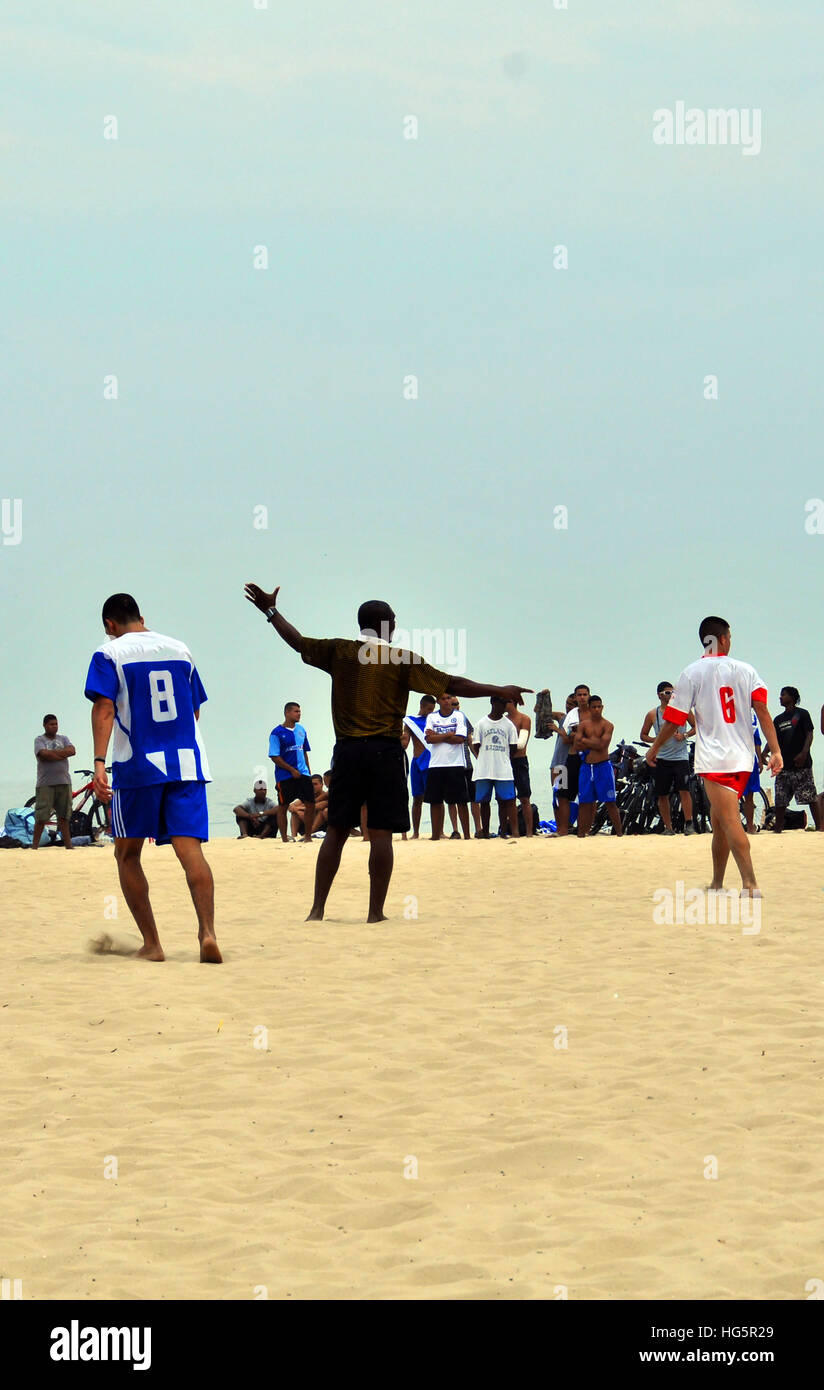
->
xmin=578 ymin=761 xmax=616 ymax=805
xmin=474 ymin=778 xmax=516 ymax=803
xmin=744 ymin=760 xmax=761 ymax=796
xmin=110 ymin=781 xmax=209 ymax=844
xmin=410 ymin=759 xmax=429 ymax=799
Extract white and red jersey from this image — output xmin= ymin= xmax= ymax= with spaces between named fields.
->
xmin=664 ymin=655 xmax=767 ymax=774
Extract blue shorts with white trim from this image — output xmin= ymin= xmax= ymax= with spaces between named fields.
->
xmin=110 ymin=781 xmax=209 ymax=844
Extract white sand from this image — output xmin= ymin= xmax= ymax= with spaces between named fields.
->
xmin=1 ymin=833 xmax=821 ymax=1300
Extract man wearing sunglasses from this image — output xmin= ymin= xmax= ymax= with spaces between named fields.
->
xmin=640 ymin=681 xmax=696 ymax=835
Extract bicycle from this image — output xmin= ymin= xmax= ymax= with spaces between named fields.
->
xmin=26 ymin=767 xmax=112 ymax=843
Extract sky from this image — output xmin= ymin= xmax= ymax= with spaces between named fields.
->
xmin=2 ymin=0 xmax=824 ymax=812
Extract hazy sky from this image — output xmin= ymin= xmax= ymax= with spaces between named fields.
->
xmin=3 ymin=0 xmax=824 ymax=804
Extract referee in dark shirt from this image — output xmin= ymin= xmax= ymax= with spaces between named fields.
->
xmin=245 ymin=582 xmax=530 ymax=922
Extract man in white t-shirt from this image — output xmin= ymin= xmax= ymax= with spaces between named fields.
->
xmin=645 ymin=615 xmax=781 ymax=896
xmin=472 ymin=696 xmax=519 ymax=838
xmin=423 ymin=694 xmax=471 ymax=840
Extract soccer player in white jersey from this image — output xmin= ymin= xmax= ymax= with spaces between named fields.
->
xmin=645 ymin=615 xmax=782 ymax=896
xmin=84 ymin=594 xmax=222 ymax=963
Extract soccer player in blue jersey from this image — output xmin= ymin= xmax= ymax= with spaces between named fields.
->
xmin=85 ymin=594 xmax=221 ymax=963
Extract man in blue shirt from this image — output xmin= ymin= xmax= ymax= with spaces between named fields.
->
xmin=85 ymin=592 xmax=221 ymax=964
xmin=269 ymin=701 xmax=315 ymax=843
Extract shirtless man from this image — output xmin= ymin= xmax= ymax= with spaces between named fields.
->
xmin=573 ymin=696 xmax=622 ymax=837
xmin=505 ymin=697 xmax=533 ymax=836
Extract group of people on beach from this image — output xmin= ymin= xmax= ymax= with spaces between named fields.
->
xmin=76 ymin=586 xmax=808 ymax=959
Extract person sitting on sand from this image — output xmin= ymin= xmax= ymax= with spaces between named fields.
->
xmin=573 ymin=696 xmax=623 ymax=838
xmin=244 ymin=582 xmax=530 ymax=922
xmin=234 ymin=781 xmax=278 ymax=838
xmin=645 ymin=615 xmax=781 ymax=898
xmin=290 ymin=774 xmax=326 ymax=838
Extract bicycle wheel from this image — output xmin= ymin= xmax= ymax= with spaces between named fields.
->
xmin=90 ymin=799 xmax=110 ymax=839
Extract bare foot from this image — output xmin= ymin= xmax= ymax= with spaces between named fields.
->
xmin=199 ymin=935 xmax=222 ymax=963
xmin=367 ymin=912 xmax=388 ymax=923
xmin=305 ymin=908 xmax=324 ymax=921
xmin=136 ymin=943 xmax=165 ymax=961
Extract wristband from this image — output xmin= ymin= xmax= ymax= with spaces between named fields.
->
xmin=266 ymin=606 xmax=277 ymax=623
xmin=94 ymin=757 xmax=106 ymax=764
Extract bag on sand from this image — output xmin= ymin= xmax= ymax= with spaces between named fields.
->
xmin=3 ymin=807 xmax=36 ymax=846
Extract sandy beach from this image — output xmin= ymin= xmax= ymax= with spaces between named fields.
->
xmin=1 ymin=833 xmax=822 ymax=1301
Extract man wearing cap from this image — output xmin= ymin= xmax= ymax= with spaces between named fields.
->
xmin=233 ymin=781 xmax=279 ymax=838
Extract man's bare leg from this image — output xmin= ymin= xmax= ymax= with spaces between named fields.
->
xmin=577 ymin=803 xmax=594 ymax=837
xmin=809 ymin=798 xmax=821 ymax=831
xmin=360 ymin=805 xmax=370 ymax=843
xmin=679 ymin=788 xmax=693 ymax=822
xmin=504 ymin=800 xmax=519 ymax=837
xmin=171 ymin=836 xmax=221 ymax=961
xmin=430 ymin=804 xmax=445 ymax=840
xmin=470 ymin=799 xmax=482 ymax=835
xmin=412 ymin=795 xmax=423 ymax=838
xmin=447 ymin=803 xmax=459 ymax=835
xmin=657 ymin=794 xmax=673 ymax=831
xmin=703 ymin=780 xmax=758 ymax=892
xmin=114 ymin=837 xmax=164 ymax=960
xmin=307 ymin=824 xmax=351 ymax=920
xmin=520 ymin=796 xmax=533 ymax=836
xmin=606 ymin=802 xmax=623 ymax=836
xmin=555 ymin=799 xmax=570 ymax=836
xmin=479 ymin=800 xmax=491 ymax=837
xmin=367 ymin=829 xmax=393 ymax=922
xmin=457 ymin=803 xmax=471 ymax=838
xmin=32 ymin=819 xmax=46 ymax=849
xmin=742 ymin=793 xmax=756 ymax=834
xmin=302 ymin=802 xmax=315 ymax=843
xmin=276 ymin=803 xmax=291 ymax=842
xmin=57 ymin=816 xmax=74 ymax=849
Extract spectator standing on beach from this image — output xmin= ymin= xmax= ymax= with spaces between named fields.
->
xmin=574 ymin=696 xmax=623 ymax=837
xmin=244 ymin=582 xmax=529 ymax=921
xmin=450 ymin=695 xmax=482 ymax=838
xmin=401 ymin=694 xmax=436 ymax=838
xmin=741 ymin=710 xmax=764 ymax=835
xmin=548 ymin=695 xmax=576 ymax=826
xmin=505 ymin=697 xmax=534 ymax=836
xmin=640 ymin=681 xmax=696 ymax=835
xmin=424 ymin=694 xmax=471 ymax=841
xmin=554 ymin=683 xmax=590 ymax=836
xmin=33 ymin=715 xmax=76 ymax=850
xmin=269 ymin=702 xmax=315 ymax=843
xmin=772 ymin=687 xmax=820 ymax=832
xmin=472 ymin=697 xmax=519 ymax=838
xmin=85 ymin=593 xmax=221 ymax=963
xmin=234 ymin=781 xmax=278 ymax=838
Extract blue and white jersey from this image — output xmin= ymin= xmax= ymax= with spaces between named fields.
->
xmin=84 ymin=630 xmax=211 ymax=788
xmin=268 ymin=723 xmax=311 ymax=781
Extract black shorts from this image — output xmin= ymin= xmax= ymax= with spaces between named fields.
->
xmin=555 ymin=755 xmax=579 ymax=801
xmin=327 ymin=737 xmax=409 ymax=833
xmin=424 ymin=766 xmax=470 ymax=805
xmin=652 ymin=761 xmax=690 ymax=797
xmin=513 ymin=757 xmax=531 ymax=799
xmin=277 ymin=775 xmax=315 ymax=807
